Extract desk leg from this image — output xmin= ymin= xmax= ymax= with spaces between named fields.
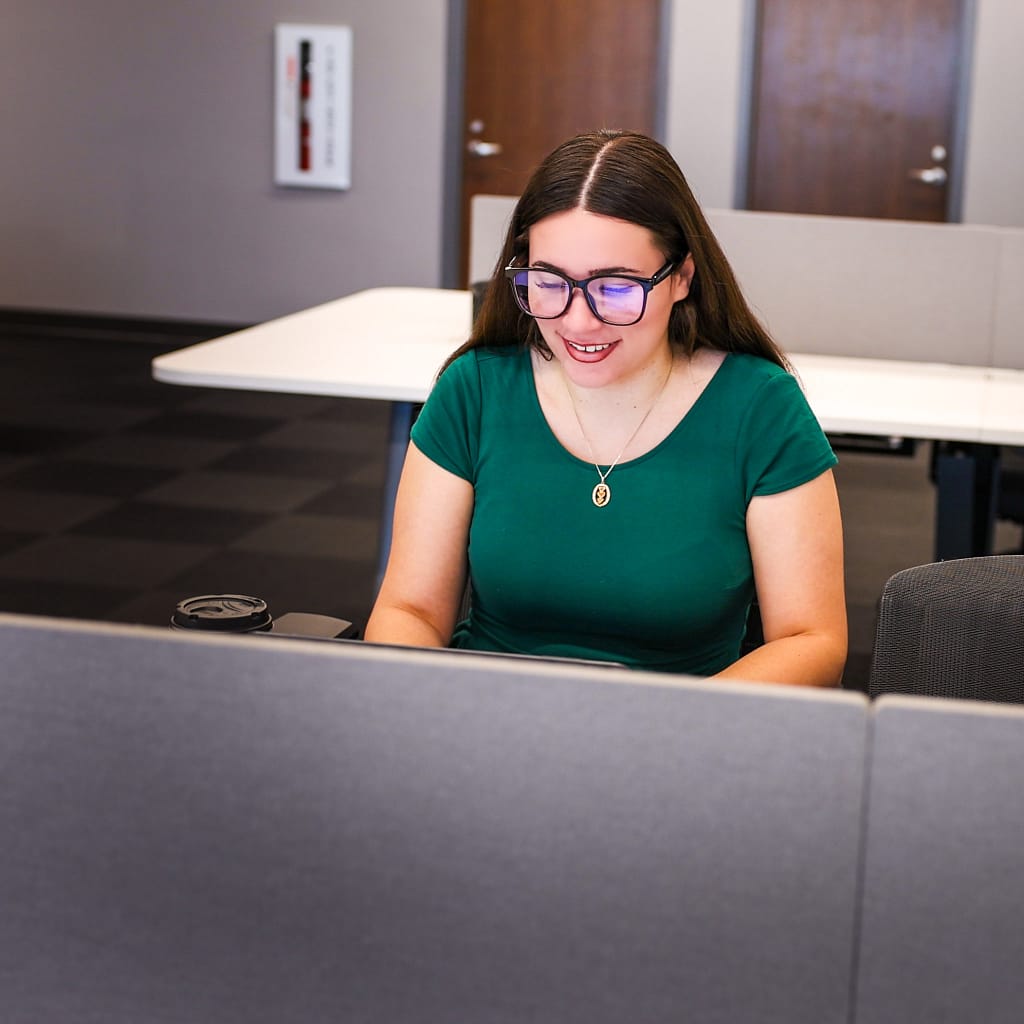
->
xmin=376 ymin=401 xmax=419 ymax=590
xmin=933 ymin=442 xmax=1001 ymax=560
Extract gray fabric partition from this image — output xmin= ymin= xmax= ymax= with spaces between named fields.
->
xmin=855 ymin=696 xmax=1024 ymax=1023
xmin=0 ymin=613 xmax=868 ymax=1024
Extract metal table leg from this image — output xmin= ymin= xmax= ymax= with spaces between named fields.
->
xmin=933 ymin=441 xmax=1001 ymax=560
xmin=376 ymin=401 xmax=420 ymax=589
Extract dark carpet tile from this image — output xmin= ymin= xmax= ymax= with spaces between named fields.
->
xmin=0 ymin=454 xmax=36 ymax=479
xmin=65 ymin=433 xmax=242 ymax=471
xmin=0 ymin=578 xmax=136 ymax=620
xmin=208 ymin=443 xmax=360 ymax=479
xmin=0 ymin=339 xmax=105 ymax=383
xmin=1 ymin=398 xmax=162 ymax=433
xmin=78 ymin=378 xmax=203 ymax=409
xmin=296 ymin=479 xmax=386 ymax=518
xmin=0 ymin=534 xmax=216 ymax=590
xmin=179 ymin=389 xmax=337 ymax=420
xmin=127 ymin=410 xmax=286 ymax=442
xmin=0 ymin=345 xmax=176 ymax=402
xmin=0 ymin=529 xmax=41 ymax=556
xmin=0 ymin=423 xmax=99 ymax=456
xmin=229 ymin=513 xmax=381 ymax=561
xmin=0 ymin=379 xmax=75 ymax=403
xmin=164 ymin=549 xmax=378 ymax=626
xmin=71 ymin=501 xmax=274 ymax=546
xmin=310 ymin=398 xmax=394 ymax=427
xmin=0 ymin=365 xmax=175 ymax=407
xmin=338 ymin=459 xmax=388 ymax=489
xmin=0 ymin=488 xmax=118 ymax=533
xmin=140 ymin=469 xmax=335 ymax=515
xmin=0 ymin=335 xmax=175 ymax=371
xmin=258 ymin=418 xmax=389 ymax=454
xmin=1 ymin=459 xmax=178 ymax=498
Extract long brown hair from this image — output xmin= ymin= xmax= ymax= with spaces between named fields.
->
xmin=443 ymin=129 xmax=787 ymax=374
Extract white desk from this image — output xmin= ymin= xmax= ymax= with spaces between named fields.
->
xmin=153 ymin=288 xmax=472 ymax=401
xmin=153 ymin=287 xmax=1024 ymax=567
xmin=792 ymin=354 xmax=990 ymax=444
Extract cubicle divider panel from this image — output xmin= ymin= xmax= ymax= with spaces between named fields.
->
xmin=468 ymin=195 xmax=1024 ymax=370
xmin=854 ymin=696 xmax=1024 ymax=1024
xmin=0 ymin=613 xmax=868 ymax=1024
xmin=705 ymin=209 xmax=1002 ymax=366
xmin=993 ymin=230 xmax=1024 ymax=371
xmin=468 ymin=194 xmax=517 ymax=285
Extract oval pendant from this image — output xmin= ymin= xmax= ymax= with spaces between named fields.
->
xmin=592 ymin=482 xmax=611 ymax=508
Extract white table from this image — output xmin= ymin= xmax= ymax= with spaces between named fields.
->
xmin=153 ymin=287 xmax=1024 ymax=567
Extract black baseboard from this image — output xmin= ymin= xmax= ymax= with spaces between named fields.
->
xmin=0 ymin=307 xmax=250 ymax=346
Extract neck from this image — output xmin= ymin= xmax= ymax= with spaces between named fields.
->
xmin=561 ymin=350 xmax=676 ymax=412
xmin=562 ymin=352 xmax=676 ymax=467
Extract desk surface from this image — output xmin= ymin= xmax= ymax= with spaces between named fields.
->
xmin=152 ymin=286 xmax=1024 ymax=447
xmin=153 ymin=288 xmax=471 ymax=403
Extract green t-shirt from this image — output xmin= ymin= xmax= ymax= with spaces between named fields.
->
xmin=411 ymin=346 xmax=836 ymax=675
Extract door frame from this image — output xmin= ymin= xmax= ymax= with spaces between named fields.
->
xmin=734 ymin=0 xmax=978 ymax=221
xmin=439 ymin=0 xmax=674 ymax=289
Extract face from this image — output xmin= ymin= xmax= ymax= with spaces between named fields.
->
xmin=526 ymin=207 xmax=692 ymax=389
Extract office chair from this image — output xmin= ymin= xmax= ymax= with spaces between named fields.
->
xmin=867 ymin=555 xmax=1024 ymax=702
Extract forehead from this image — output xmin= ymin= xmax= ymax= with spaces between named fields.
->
xmin=528 ymin=208 xmax=660 ymax=269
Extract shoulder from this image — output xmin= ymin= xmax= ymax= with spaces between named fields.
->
xmin=714 ymin=352 xmax=803 ymax=402
xmin=427 ymin=345 xmax=531 ymax=413
xmin=439 ymin=344 xmax=530 ymax=388
xmin=722 ymin=352 xmax=835 ymax=482
xmin=720 ymin=351 xmax=791 ymax=384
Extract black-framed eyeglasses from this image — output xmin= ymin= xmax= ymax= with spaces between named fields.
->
xmin=504 ymin=259 xmax=677 ymax=327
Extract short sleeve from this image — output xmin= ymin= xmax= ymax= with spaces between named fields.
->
xmin=738 ymin=371 xmax=837 ymax=501
xmin=409 ymin=351 xmax=482 ymax=482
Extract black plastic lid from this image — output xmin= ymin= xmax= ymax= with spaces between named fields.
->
xmin=171 ymin=594 xmax=273 ymax=633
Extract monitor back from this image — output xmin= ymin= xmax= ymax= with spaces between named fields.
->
xmin=854 ymin=695 xmax=1024 ymax=1023
xmin=0 ymin=613 xmax=868 ymax=1023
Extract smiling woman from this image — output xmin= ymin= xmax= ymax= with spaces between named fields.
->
xmin=365 ymin=129 xmax=847 ymax=687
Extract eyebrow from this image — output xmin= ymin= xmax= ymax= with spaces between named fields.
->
xmin=532 ymin=259 xmax=644 ymax=277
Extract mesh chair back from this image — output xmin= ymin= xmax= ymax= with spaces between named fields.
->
xmin=868 ymin=555 xmax=1024 ymax=701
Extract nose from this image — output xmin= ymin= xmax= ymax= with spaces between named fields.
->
xmin=560 ymin=285 xmax=603 ymax=329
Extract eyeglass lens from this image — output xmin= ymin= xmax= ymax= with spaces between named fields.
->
xmin=511 ymin=270 xmax=647 ymax=325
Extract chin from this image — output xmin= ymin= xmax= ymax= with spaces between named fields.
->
xmin=560 ymin=357 xmax=623 ymax=390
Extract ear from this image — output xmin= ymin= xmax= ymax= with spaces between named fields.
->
xmin=670 ymin=253 xmax=696 ymax=303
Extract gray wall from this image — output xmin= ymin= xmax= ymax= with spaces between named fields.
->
xmin=1 ymin=1 xmax=1021 ymax=324
xmin=0 ymin=0 xmax=448 ymax=323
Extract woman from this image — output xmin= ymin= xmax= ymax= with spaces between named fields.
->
xmin=366 ymin=129 xmax=846 ymax=686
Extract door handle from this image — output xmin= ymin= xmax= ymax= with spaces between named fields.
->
xmin=908 ymin=166 xmax=948 ymax=186
xmin=467 ymin=139 xmax=503 ymax=157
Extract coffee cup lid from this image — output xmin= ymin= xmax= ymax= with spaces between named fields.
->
xmin=171 ymin=594 xmax=273 ymax=632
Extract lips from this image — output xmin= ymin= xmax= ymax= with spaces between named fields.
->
xmin=562 ymin=337 xmax=619 ymax=362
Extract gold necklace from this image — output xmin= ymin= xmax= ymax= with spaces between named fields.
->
xmin=564 ymin=360 xmax=674 ymax=508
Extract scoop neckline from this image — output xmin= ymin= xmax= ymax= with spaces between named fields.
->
xmin=524 ymin=348 xmax=732 ymax=471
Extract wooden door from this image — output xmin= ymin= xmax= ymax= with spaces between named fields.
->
xmin=458 ymin=0 xmax=661 ymax=285
xmin=747 ymin=0 xmax=966 ymax=221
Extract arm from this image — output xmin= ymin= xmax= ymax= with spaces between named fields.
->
xmin=364 ymin=441 xmax=475 ymax=648
xmin=714 ymin=469 xmax=847 ymax=688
